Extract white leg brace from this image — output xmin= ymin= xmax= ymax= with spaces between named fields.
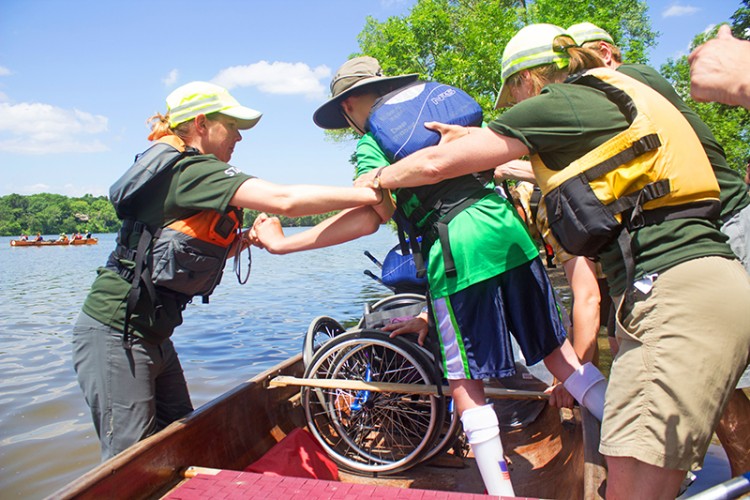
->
xmin=461 ymin=404 xmax=515 ymax=496
xmin=563 ymin=362 xmax=607 ymax=421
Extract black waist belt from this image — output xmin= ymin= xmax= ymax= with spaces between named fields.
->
xmin=420 ymin=187 xmax=493 ymax=278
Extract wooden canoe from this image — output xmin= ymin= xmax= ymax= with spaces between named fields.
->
xmin=69 ymin=238 xmax=98 ymax=245
xmin=50 ymin=353 xmax=606 ymax=500
xmin=10 ymin=238 xmax=97 ymax=247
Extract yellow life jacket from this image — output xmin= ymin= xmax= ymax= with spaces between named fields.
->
xmin=531 ymin=68 xmax=720 ymax=259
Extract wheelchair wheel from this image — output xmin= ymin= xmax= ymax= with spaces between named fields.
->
xmin=418 ymin=395 xmax=465 ymax=463
xmin=303 ymin=316 xmax=346 ymax=369
xmin=370 ymin=293 xmax=426 ymax=312
xmin=357 ymin=294 xmax=461 ymax=463
xmin=356 ymin=293 xmax=427 ymax=329
xmin=302 ymin=330 xmax=443 ymax=474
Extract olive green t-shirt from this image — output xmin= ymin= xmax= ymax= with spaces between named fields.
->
xmin=489 ymin=81 xmax=735 ymax=295
xmin=355 ymin=133 xmax=539 ymax=298
xmin=82 ymin=153 xmax=252 ymax=343
xmin=618 ymin=63 xmax=750 ymax=220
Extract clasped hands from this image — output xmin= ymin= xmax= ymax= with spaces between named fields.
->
xmin=246 ymin=212 xmax=283 ymax=253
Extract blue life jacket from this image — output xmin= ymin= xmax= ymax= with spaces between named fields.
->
xmin=367 ymin=81 xmax=493 ymax=279
xmin=367 ymin=81 xmax=483 ymax=162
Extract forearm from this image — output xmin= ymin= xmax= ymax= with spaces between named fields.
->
xmin=230 ymin=178 xmax=382 ymax=217
xmin=264 ymin=206 xmax=382 ymax=254
xmin=563 ymin=257 xmax=601 ymax=364
xmin=374 ymin=128 xmax=529 ymax=189
xmin=495 ymin=159 xmax=536 ymax=183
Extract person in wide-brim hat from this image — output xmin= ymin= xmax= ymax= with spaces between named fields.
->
xmin=313 ymin=56 xmax=419 ymax=130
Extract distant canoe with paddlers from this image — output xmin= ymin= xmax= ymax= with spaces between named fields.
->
xmin=10 ymin=238 xmax=98 ymax=247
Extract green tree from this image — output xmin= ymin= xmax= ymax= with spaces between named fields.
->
xmin=659 ymin=16 xmax=750 ymax=173
xmin=0 ymin=193 xmax=121 ymax=236
xmin=356 ymin=0 xmax=749 ymax=176
xmin=357 ymin=0 xmax=656 ymax=121
xmin=731 ymin=0 xmax=750 ymax=40
xmin=0 ymin=220 xmax=23 ymax=236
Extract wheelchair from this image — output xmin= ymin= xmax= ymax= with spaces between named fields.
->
xmin=300 ymin=244 xmax=464 ymax=475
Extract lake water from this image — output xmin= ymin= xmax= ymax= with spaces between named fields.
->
xmin=0 ymin=228 xmax=399 ymax=499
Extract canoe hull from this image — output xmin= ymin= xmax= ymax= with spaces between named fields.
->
xmin=10 ymin=238 xmax=98 ymax=247
xmin=50 ymin=353 xmax=605 ymax=500
xmin=50 ymin=355 xmax=305 ymax=500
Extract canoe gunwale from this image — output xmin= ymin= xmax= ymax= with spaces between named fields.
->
xmin=49 ymin=353 xmax=606 ymax=500
xmin=49 ymin=354 xmax=306 ymax=500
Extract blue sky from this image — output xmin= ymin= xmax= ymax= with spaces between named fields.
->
xmin=0 ymin=0 xmax=742 ymax=198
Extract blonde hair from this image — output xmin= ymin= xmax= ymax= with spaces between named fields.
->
xmin=504 ymin=35 xmax=605 ymax=99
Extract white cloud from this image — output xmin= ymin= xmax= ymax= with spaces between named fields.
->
xmin=663 ymin=4 xmax=699 ymax=17
xmin=0 ymin=101 xmax=109 ymax=154
xmin=212 ymin=61 xmax=331 ymax=99
xmin=58 ymin=183 xmax=108 ymax=197
xmin=2 ymin=181 xmax=108 ymax=197
xmin=0 ymin=66 xmax=11 ymax=76
xmin=162 ymin=69 xmax=179 ymax=87
xmin=24 ymin=183 xmax=51 ymax=193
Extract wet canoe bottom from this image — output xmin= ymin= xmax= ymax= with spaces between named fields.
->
xmin=162 ymin=468 xmax=507 ymax=499
xmin=161 ymin=444 xmax=731 ymax=500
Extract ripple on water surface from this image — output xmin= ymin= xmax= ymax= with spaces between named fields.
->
xmin=0 ymin=229 xmax=396 ymax=498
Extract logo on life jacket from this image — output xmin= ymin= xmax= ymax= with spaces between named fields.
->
xmin=368 ymin=81 xmax=483 ymax=162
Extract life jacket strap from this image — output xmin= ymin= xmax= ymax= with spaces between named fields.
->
xmin=392 ymin=208 xmax=428 ymax=278
xmin=582 ymin=134 xmax=661 ymax=183
xmin=423 ymin=187 xmax=494 ymax=278
xmin=122 ymin=224 xmax=162 ymax=349
xmin=393 ymin=171 xmax=493 ymax=281
xmin=606 ymin=179 xmax=671 ymax=225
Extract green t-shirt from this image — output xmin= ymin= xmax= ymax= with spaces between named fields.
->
xmin=618 ymin=63 xmax=750 ymax=220
xmin=354 ymin=133 xmax=539 ymax=299
xmin=82 ymin=153 xmax=252 ymax=343
xmin=489 ymin=81 xmax=735 ymax=295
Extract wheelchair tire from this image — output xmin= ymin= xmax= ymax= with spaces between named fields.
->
xmin=302 ymin=330 xmax=443 ymax=475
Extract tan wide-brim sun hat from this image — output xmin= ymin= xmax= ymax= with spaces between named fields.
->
xmin=166 ymin=81 xmax=263 ymax=130
xmin=495 ymin=23 xmax=571 ymax=109
xmin=313 ymin=56 xmax=419 ymax=130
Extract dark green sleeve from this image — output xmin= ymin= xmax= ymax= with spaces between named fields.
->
xmin=171 ymin=156 xmax=253 ymax=213
xmin=488 ymin=85 xmax=628 ymax=170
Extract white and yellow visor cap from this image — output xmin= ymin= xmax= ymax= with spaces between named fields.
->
xmin=567 ymin=22 xmax=614 ymax=46
xmin=166 ymin=81 xmax=262 ymax=130
xmin=495 ymin=23 xmax=570 ymax=108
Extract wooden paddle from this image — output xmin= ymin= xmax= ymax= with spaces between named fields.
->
xmin=269 ymin=375 xmax=549 ymax=400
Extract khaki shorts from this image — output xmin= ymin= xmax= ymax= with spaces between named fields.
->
xmin=600 ymin=256 xmax=750 ymax=470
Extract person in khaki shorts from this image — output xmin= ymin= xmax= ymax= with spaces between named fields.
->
xmin=354 ymin=24 xmax=750 ymax=498
xmin=568 ymin=20 xmax=750 ymax=478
